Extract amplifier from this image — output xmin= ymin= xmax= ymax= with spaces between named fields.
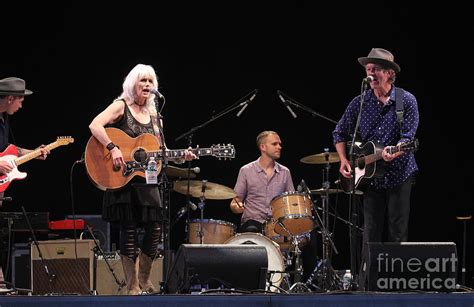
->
xmin=31 ymin=239 xmax=94 ymax=295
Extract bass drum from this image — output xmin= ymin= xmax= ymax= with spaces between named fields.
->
xmin=225 ymin=232 xmax=285 ymax=292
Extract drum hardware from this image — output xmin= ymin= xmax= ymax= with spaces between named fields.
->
xmin=306 ymin=148 xmax=340 ymax=291
xmin=196 ymin=180 xmax=208 ymax=244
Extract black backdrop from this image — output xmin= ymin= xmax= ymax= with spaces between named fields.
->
xmin=1 ymin=3 xmax=472 ymax=285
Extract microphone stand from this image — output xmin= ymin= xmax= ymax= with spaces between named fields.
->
xmin=175 ymin=89 xmax=258 ymax=143
xmin=346 ymin=80 xmax=369 ymax=289
xmin=21 ymin=206 xmax=55 ymax=294
xmin=154 ymin=97 xmax=173 ymax=290
xmin=277 ymin=91 xmax=338 ymax=125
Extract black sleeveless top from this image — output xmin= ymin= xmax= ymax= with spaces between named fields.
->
xmin=102 ymin=100 xmax=162 ymax=223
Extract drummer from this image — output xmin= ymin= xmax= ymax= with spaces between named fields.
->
xmin=230 ymin=130 xmax=295 ymax=233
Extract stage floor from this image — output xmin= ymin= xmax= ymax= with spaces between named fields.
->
xmin=1 ymin=291 xmax=474 ymax=307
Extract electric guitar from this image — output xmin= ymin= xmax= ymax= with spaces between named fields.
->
xmin=0 ymin=137 xmax=75 ymax=192
xmin=84 ymin=127 xmax=236 ymax=191
xmin=339 ymin=139 xmax=419 ymax=193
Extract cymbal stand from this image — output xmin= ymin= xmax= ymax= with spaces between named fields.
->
xmin=307 ymin=151 xmax=340 ymax=291
xmin=321 ymin=149 xmax=339 ymax=262
xmin=197 ymin=180 xmax=208 ymax=244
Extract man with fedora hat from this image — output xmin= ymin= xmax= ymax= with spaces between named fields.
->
xmin=0 ymin=77 xmax=49 ymax=201
xmin=332 ymin=48 xmax=419 ymax=286
xmin=0 ymin=76 xmax=50 ymax=291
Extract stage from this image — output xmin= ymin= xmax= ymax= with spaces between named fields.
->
xmin=1 ymin=291 xmax=474 ymax=307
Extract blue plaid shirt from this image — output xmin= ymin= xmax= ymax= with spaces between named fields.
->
xmin=332 ymin=87 xmax=419 ymax=189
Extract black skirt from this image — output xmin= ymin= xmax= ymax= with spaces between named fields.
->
xmin=102 ymin=181 xmax=163 ymax=223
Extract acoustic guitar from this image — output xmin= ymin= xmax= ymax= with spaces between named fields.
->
xmin=84 ymin=127 xmax=235 ymax=190
xmin=339 ymin=139 xmax=419 ymax=193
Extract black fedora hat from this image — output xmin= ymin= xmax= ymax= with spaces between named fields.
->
xmin=0 ymin=77 xmax=33 ymax=96
xmin=358 ymin=48 xmax=401 ymax=73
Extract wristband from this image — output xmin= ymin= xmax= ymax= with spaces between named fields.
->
xmin=106 ymin=142 xmax=117 ymax=151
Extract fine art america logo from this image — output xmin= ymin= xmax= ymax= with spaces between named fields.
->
xmin=376 ymin=252 xmax=458 ymax=290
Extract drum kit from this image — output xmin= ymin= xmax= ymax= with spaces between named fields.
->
xmin=168 ymin=149 xmax=354 ymax=293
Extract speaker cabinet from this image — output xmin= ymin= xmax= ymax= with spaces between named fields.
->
xmin=95 ymin=255 xmax=163 ymax=295
xmin=11 ymin=243 xmax=31 ymax=289
xmin=359 ymin=242 xmax=458 ymax=292
xmin=67 ymin=214 xmax=111 ymax=252
xmin=165 ymin=244 xmax=268 ymax=294
xmin=31 ymin=239 xmax=94 ymax=295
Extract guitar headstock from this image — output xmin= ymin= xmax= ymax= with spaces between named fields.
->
xmin=211 ymin=144 xmax=235 ymax=160
xmin=400 ymin=138 xmax=419 ymax=152
xmin=56 ymin=136 xmax=75 ymax=146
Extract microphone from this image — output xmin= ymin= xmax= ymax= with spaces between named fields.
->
xmin=188 ymin=201 xmax=198 ymax=211
xmin=176 ymin=201 xmax=198 ymax=219
xmin=189 ymin=166 xmax=200 ymax=174
xmin=150 ymin=88 xmax=165 ymax=100
xmin=277 ymin=90 xmax=297 ymax=118
xmin=236 ymin=90 xmax=258 ymax=117
xmin=363 ymin=76 xmax=375 ymax=83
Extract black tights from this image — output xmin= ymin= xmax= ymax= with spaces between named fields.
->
xmin=119 ymin=222 xmax=161 ymax=260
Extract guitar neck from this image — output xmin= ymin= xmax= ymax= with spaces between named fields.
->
xmin=359 ymin=144 xmax=403 ymax=165
xmin=151 ymin=148 xmax=215 ymax=160
xmin=15 ymin=142 xmax=62 ymax=166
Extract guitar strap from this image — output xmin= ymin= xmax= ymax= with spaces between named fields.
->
xmin=395 ymin=87 xmax=404 ymax=136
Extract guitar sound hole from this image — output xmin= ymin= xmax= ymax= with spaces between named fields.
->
xmin=133 ymin=149 xmax=147 ymax=163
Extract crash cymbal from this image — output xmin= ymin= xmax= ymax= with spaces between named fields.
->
xmin=164 ymin=166 xmax=196 ymax=179
xmin=300 ymin=152 xmax=340 ymax=164
xmin=310 ymin=188 xmax=363 ymax=195
xmin=173 ymin=180 xmax=237 ymax=200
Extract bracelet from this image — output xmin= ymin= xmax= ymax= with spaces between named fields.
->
xmin=106 ymin=142 xmax=117 ymax=151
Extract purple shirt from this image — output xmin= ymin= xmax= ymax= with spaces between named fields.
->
xmin=234 ymin=158 xmax=294 ymax=224
xmin=332 ymin=87 xmax=419 ymax=189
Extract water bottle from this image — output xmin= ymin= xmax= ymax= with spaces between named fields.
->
xmin=145 ymin=156 xmax=158 ymax=184
xmin=342 ymin=269 xmax=352 ymax=290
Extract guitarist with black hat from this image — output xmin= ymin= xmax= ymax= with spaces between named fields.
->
xmin=332 ymin=48 xmax=419 ymax=249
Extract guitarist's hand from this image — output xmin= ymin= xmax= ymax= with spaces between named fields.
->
xmin=35 ymin=145 xmax=50 ymax=160
xmin=339 ymin=158 xmax=353 ymax=179
xmin=110 ymin=147 xmax=125 ymax=170
xmin=382 ymin=146 xmax=402 ymax=162
xmin=184 ymin=147 xmax=198 ymax=161
xmin=0 ymin=160 xmax=13 ymax=175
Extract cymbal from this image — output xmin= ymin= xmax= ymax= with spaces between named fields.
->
xmin=300 ymin=152 xmax=340 ymax=164
xmin=173 ymin=180 xmax=237 ymax=200
xmin=164 ymin=166 xmax=196 ymax=179
xmin=310 ymin=188 xmax=363 ymax=195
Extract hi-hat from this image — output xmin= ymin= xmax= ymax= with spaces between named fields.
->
xmin=164 ymin=166 xmax=196 ymax=179
xmin=300 ymin=152 xmax=340 ymax=164
xmin=173 ymin=180 xmax=237 ymax=200
xmin=310 ymin=188 xmax=363 ymax=195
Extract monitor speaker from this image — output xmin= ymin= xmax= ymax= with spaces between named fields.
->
xmin=31 ymin=239 xmax=94 ymax=295
xmin=359 ymin=242 xmax=458 ymax=292
xmin=165 ymin=244 xmax=268 ymax=294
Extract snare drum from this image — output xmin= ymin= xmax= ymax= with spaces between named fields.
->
xmin=271 ymin=191 xmax=314 ymax=236
xmin=187 ymin=219 xmax=236 ymax=244
xmin=225 ymin=232 xmax=285 ymax=292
